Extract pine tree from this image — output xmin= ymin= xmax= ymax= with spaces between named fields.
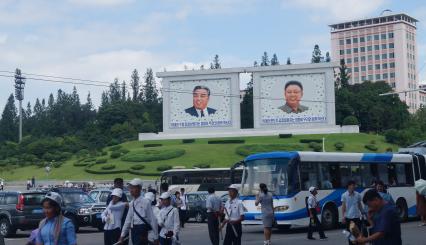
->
xmin=271 ymin=53 xmax=279 ymax=65
xmin=101 ymin=91 xmax=109 ymax=107
xmin=200 ymin=65 xmax=205 ymax=70
xmin=336 ymin=59 xmax=351 ymax=88
xmin=121 ymin=80 xmax=127 ymax=101
xmin=130 ymin=69 xmax=140 ymax=101
xmin=33 ymin=98 xmax=43 ymax=116
xmin=311 ymin=44 xmax=323 ymax=63
xmin=143 ymin=68 xmax=158 ymax=105
xmin=84 ymin=92 xmax=93 ymax=110
xmin=286 ymin=57 xmax=291 ymax=65
xmin=71 ymin=86 xmax=80 ymax=107
xmin=213 ymin=55 xmax=221 ymax=69
xmin=0 ymin=94 xmax=18 ymax=141
xmin=261 ymin=52 xmax=269 ymax=66
xmin=47 ymin=93 xmax=54 ymax=109
xmin=325 ymin=52 xmax=331 ymax=62
xmin=109 ymin=78 xmax=121 ymax=103
xmin=26 ymin=102 xmax=32 ymax=118
xmin=210 ymin=63 xmax=214 ymax=69
xmin=253 ymin=61 xmax=258 ymax=67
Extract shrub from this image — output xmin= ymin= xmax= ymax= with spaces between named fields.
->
xmin=96 ymin=158 xmax=108 ymax=164
xmin=385 ymin=147 xmax=393 ymax=152
xmin=52 ymin=161 xmax=63 ymax=168
xmin=130 ymin=164 xmax=145 ymax=170
xmin=110 ymin=151 xmax=121 ymax=159
xmin=365 ymin=144 xmax=378 ymax=151
xmin=208 ymin=139 xmax=245 ymax=144
xmin=370 ymin=140 xmax=376 ymax=145
xmin=342 ymin=116 xmax=359 ymax=125
xmin=101 ymin=151 xmax=108 ymax=156
xmin=120 ymin=148 xmax=130 ymax=155
xmin=278 ymin=134 xmax=292 ymax=138
xmin=76 ymin=149 xmax=89 ymax=157
xmin=110 ymin=145 xmax=122 ymax=151
xmin=84 ymin=158 xmax=96 ymax=163
xmin=384 ymin=129 xmax=399 ymax=144
xmin=193 ymin=163 xmax=210 ymax=168
xmin=101 ymin=164 xmax=116 ymax=170
xmin=182 ymin=139 xmax=195 ymax=144
xmin=144 ymin=144 xmax=162 ymax=148
xmin=300 ymin=139 xmax=322 ymax=144
xmin=122 ymin=149 xmax=185 ymax=162
xmin=334 ymin=142 xmax=345 ymax=151
xmin=235 ymin=144 xmax=304 ymax=156
xmin=74 ymin=162 xmax=89 ymax=167
xmin=157 ymin=165 xmax=172 ymax=172
xmin=309 ymin=142 xmax=322 ymax=152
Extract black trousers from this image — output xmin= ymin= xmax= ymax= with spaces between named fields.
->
xmin=159 ymin=237 xmax=172 ymax=245
xmin=179 ymin=209 xmax=187 ymax=227
xmin=207 ymin=212 xmax=220 ymax=245
xmin=131 ymin=224 xmax=149 ymax=245
xmin=223 ymin=223 xmax=242 ymax=245
xmin=345 ymin=218 xmax=361 ymax=245
xmin=307 ymin=209 xmax=326 ymax=239
xmin=104 ymin=228 xmax=121 ymax=245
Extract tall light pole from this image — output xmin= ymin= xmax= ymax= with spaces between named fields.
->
xmin=14 ymin=68 xmax=25 ymax=143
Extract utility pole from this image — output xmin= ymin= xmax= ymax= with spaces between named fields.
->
xmin=14 ymin=68 xmax=26 ymax=143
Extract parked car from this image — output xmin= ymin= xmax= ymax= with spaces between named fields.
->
xmin=89 ymin=188 xmax=132 ymax=204
xmin=50 ymin=187 xmax=106 ymax=232
xmin=185 ymin=191 xmax=209 ymax=223
xmin=0 ymin=191 xmax=47 ymax=237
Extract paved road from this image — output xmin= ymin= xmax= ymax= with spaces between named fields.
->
xmin=5 ymin=221 xmax=425 ymax=245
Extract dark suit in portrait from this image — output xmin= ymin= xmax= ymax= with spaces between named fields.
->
xmin=185 ymin=106 xmax=216 ymax=118
xmin=278 ymin=103 xmax=309 ymax=114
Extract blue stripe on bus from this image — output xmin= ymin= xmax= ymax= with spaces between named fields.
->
xmin=408 ymin=205 xmax=417 ymax=216
xmin=244 ymin=152 xmax=299 ymax=162
xmin=361 ymin=153 xmax=393 ymax=163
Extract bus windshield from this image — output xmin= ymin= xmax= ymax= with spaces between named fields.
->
xmin=242 ymin=158 xmax=299 ymax=196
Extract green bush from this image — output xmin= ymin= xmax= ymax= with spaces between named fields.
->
xmin=235 ymin=144 xmax=304 ymax=156
xmin=101 ymin=151 xmax=108 ymax=156
xmin=182 ymin=139 xmax=195 ymax=144
xmin=342 ymin=116 xmax=359 ymax=125
xmin=122 ymin=149 xmax=185 ymax=162
xmin=128 ymin=169 xmax=159 ymax=176
xmin=84 ymin=167 xmax=127 ymax=175
xmin=84 ymin=158 xmax=96 ymax=163
xmin=157 ymin=165 xmax=172 ymax=172
xmin=208 ymin=139 xmax=245 ymax=144
xmin=110 ymin=151 xmax=121 ymax=159
xmin=144 ymin=144 xmax=162 ymax=148
xmin=193 ymin=163 xmax=210 ymax=168
xmin=96 ymin=158 xmax=108 ymax=164
xmin=110 ymin=145 xmax=122 ymax=151
xmin=120 ymin=148 xmax=130 ymax=155
xmin=278 ymin=134 xmax=292 ymax=138
xmin=52 ymin=161 xmax=63 ymax=168
xmin=370 ymin=140 xmax=376 ymax=145
xmin=130 ymin=164 xmax=145 ymax=170
xmin=308 ymin=142 xmax=322 ymax=152
xmin=365 ymin=144 xmax=378 ymax=151
xmin=334 ymin=142 xmax=345 ymax=151
xmin=101 ymin=164 xmax=116 ymax=170
xmin=74 ymin=162 xmax=89 ymax=167
xmin=385 ymin=147 xmax=393 ymax=152
xmin=300 ymin=139 xmax=322 ymax=144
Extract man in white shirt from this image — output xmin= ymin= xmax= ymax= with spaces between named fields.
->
xmin=158 ymin=192 xmax=180 ymax=245
xmin=341 ymin=180 xmax=363 ymax=245
xmin=101 ymin=188 xmax=128 ymax=245
xmin=223 ymin=184 xmax=244 ymax=245
xmin=119 ymin=178 xmax=158 ymax=245
xmin=306 ymin=186 xmax=327 ymax=240
xmin=206 ymin=187 xmax=223 ymax=245
xmin=179 ymin=188 xmax=187 ymax=228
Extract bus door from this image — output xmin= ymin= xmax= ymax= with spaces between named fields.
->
xmin=416 ymin=154 xmax=426 ymax=179
xmin=412 ymin=155 xmax=421 ymax=181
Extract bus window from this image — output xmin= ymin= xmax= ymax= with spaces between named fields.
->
xmin=388 ymin=164 xmax=398 ymax=186
xmin=339 ymin=164 xmax=352 ymax=187
xmin=404 ymin=163 xmax=414 ymax=186
xmin=360 ymin=164 xmax=373 ymax=188
xmin=318 ymin=164 xmax=333 ymax=189
xmin=300 ymin=162 xmax=319 ymax=190
xmin=377 ymin=164 xmax=389 ymax=185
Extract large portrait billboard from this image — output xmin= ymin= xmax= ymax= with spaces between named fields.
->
xmin=168 ymin=78 xmax=232 ymax=129
xmin=259 ymin=73 xmax=327 ymax=125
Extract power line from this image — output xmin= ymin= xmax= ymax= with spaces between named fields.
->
xmin=0 ymin=70 xmax=111 ymax=85
xmin=0 ymin=74 xmax=109 ymax=87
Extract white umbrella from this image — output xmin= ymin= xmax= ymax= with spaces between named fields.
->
xmin=415 ymin=179 xmax=426 ymax=196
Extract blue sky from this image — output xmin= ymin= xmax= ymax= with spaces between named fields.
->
xmin=1 ymin=0 xmax=425 ymax=110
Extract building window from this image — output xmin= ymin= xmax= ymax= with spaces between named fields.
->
xmin=346 ymin=38 xmax=351 ymax=44
xmin=368 ymin=64 xmax=373 ymax=70
xmin=376 ymin=74 xmax=381 ymax=80
xmin=347 ymin=58 xmax=352 ymax=64
xmin=391 ymin=82 xmax=395 ymax=88
xmin=360 ymin=47 xmax=366 ymax=52
xmin=390 ymin=72 xmax=395 ymax=78
xmin=375 ymin=54 xmax=380 ymax=60
xmin=360 ymin=37 xmax=365 ymax=42
xmin=361 ymin=76 xmax=366 ymax=81
xmin=361 ymin=56 xmax=366 ymax=62
xmin=353 ymin=48 xmax=358 ymax=53
xmin=389 ymin=43 xmax=394 ymax=48
xmin=361 ymin=66 xmax=366 ymax=71
xmin=346 ymin=49 xmax=351 ymax=54
xmin=390 ymin=62 xmax=395 ymax=68
xmin=389 ymin=52 xmax=395 ymax=58
xmin=368 ymin=55 xmax=373 ymax=61
xmin=382 ymin=53 xmax=387 ymax=59
xmin=354 ymin=67 xmax=359 ymax=72
xmin=353 ymin=37 xmax=358 ymax=43
xmin=381 ymin=33 xmax=387 ymax=40
xmin=374 ymin=45 xmax=380 ymax=50
xmin=339 ymin=39 xmax=344 ymax=45
xmin=367 ymin=35 xmax=372 ymax=41
xmin=374 ymin=34 xmax=380 ymax=40
xmin=388 ymin=32 xmax=394 ymax=38
xmin=367 ymin=46 xmax=372 ymax=51
xmin=354 ymin=57 xmax=359 ymax=63
xmin=381 ymin=44 xmax=387 ymax=49
xmin=383 ymin=73 xmax=388 ymax=79
xmin=375 ymin=64 xmax=381 ymax=69
xmin=368 ymin=75 xmax=374 ymax=80
xmin=347 ymin=68 xmax=352 ymax=73
xmin=340 ymin=50 xmax=344 ymax=55
xmin=382 ymin=63 xmax=388 ymax=69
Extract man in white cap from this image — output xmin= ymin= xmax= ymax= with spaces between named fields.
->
xmin=306 ymin=186 xmax=327 ymax=240
xmin=158 ymin=192 xmax=180 ymax=245
xmin=119 ymin=178 xmax=158 ymax=245
xmin=223 ymin=184 xmax=244 ymax=245
xmin=102 ymin=188 xmax=128 ymax=245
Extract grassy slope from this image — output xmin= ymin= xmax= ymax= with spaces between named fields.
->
xmin=1 ymin=133 xmax=399 ymax=181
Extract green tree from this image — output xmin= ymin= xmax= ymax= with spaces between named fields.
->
xmin=130 ymin=69 xmax=140 ymax=101
xmin=271 ymin=53 xmax=279 ymax=65
xmin=336 ymin=59 xmax=351 ymax=88
xmin=210 ymin=55 xmax=221 ymax=69
xmin=0 ymin=94 xmax=18 ymax=142
xmin=261 ymin=52 xmax=269 ymax=66
xmin=142 ymin=68 xmax=158 ymax=105
xmin=286 ymin=57 xmax=291 ymax=65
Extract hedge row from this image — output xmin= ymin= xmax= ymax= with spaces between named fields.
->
xmin=235 ymin=144 xmax=304 ymax=156
xmin=300 ymin=139 xmax=322 ymax=143
xmin=208 ymin=139 xmax=245 ymax=144
xmin=84 ymin=168 xmax=128 ymax=175
xmin=278 ymin=134 xmax=292 ymax=138
xmin=193 ymin=163 xmax=210 ymax=168
xmin=130 ymin=164 xmax=145 ymax=170
xmin=182 ymin=139 xmax=195 ymax=144
xmin=365 ymin=144 xmax=378 ymax=151
xmin=308 ymin=142 xmax=322 ymax=152
xmin=334 ymin=142 xmax=345 ymax=151
xmin=144 ymin=144 xmax=162 ymax=148
xmin=101 ymin=164 xmax=116 ymax=170
xmin=157 ymin=165 xmax=172 ymax=172
xmin=122 ymin=149 xmax=185 ymax=162
xmin=73 ymin=162 xmax=90 ymax=167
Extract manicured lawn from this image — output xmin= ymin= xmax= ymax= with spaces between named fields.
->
xmin=1 ymin=133 xmax=399 ymax=181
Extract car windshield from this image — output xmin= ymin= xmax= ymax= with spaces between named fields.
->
xmin=242 ymin=158 xmax=299 ymax=196
xmin=62 ymin=192 xmax=95 ymax=204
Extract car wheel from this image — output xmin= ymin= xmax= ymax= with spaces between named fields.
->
xmin=321 ymin=204 xmax=338 ymax=229
xmin=195 ymin=212 xmax=205 ymax=223
xmin=0 ymin=218 xmax=15 ymax=237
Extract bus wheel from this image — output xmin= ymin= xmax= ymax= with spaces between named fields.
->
xmin=321 ymin=205 xmax=337 ymax=229
xmin=396 ymin=198 xmax=408 ymax=222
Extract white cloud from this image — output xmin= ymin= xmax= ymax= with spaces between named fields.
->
xmin=0 ymin=34 xmax=7 ymax=44
xmin=67 ymin=0 xmax=133 ymax=7
xmin=282 ymin=0 xmax=386 ymax=22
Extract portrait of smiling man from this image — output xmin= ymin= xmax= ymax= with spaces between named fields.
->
xmin=278 ymin=80 xmax=309 ymax=114
xmin=185 ymin=85 xmax=217 ymax=118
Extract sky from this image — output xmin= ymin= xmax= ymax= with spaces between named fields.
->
xmin=1 ymin=0 xmax=426 ymax=110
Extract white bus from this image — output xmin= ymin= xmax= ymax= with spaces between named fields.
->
xmin=240 ymin=152 xmax=426 ymax=229
xmin=160 ymin=168 xmax=243 ymax=194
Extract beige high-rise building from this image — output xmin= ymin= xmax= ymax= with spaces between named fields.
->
xmin=330 ymin=13 xmax=419 ymax=112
